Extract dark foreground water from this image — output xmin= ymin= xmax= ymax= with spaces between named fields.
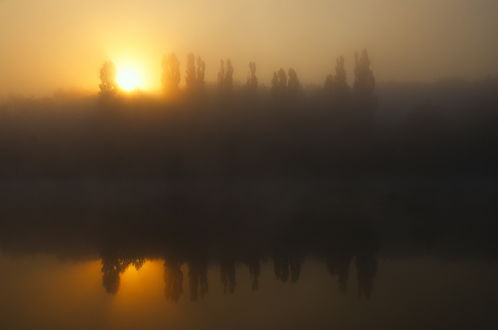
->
xmin=0 ymin=178 xmax=497 ymax=330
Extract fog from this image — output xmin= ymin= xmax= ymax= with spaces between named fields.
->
xmin=1 ymin=1 xmax=498 ymax=329
xmin=1 ymin=0 xmax=498 ymax=97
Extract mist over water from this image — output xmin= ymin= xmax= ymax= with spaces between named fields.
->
xmin=1 ymin=1 xmax=498 ymax=330
xmin=1 ymin=57 xmax=497 ymax=330
xmin=1 ymin=178 xmax=497 ymax=330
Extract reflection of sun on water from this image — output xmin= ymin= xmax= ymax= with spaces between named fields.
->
xmin=107 ymin=260 xmax=177 ymax=329
xmin=113 ymin=260 xmax=165 ymax=303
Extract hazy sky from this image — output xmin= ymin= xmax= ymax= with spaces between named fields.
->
xmin=1 ymin=0 xmax=497 ymax=96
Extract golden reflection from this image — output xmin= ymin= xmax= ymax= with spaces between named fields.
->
xmin=112 ymin=260 xmax=165 ymax=303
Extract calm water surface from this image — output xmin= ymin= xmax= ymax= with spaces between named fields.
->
xmin=0 ymin=180 xmax=497 ymax=330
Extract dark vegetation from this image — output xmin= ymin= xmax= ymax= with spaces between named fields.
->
xmin=0 ymin=51 xmax=497 ymax=301
xmin=0 ymin=50 xmax=496 ymax=180
xmin=0 ymin=178 xmax=496 ymax=300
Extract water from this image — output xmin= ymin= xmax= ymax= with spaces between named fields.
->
xmin=0 ymin=179 xmax=497 ymax=330
xmin=1 ymin=254 xmax=497 ymax=330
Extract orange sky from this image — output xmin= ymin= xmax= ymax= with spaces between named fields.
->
xmin=1 ymin=0 xmax=497 ymax=96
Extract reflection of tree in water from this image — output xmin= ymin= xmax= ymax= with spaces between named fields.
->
xmin=326 ymin=250 xmax=353 ymax=294
xmin=164 ymin=257 xmax=184 ymax=302
xmin=325 ymin=229 xmax=378 ymax=298
xmin=244 ymin=256 xmax=261 ymax=291
xmin=129 ymin=257 xmax=145 ymax=271
xmin=355 ymin=229 xmax=379 ymax=299
xmin=220 ymin=258 xmax=236 ymax=294
xmin=98 ymin=222 xmax=379 ymax=301
xmin=101 ymin=255 xmax=126 ymax=294
xmin=189 ymin=258 xmax=208 ymax=301
xmin=356 ymin=253 xmax=377 ymax=299
xmin=273 ymin=255 xmax=301 ymax=283
xmin=101 ymin=253 xmax=145 ymax=294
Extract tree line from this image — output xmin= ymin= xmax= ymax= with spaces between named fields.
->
xmin=99 ymin=49 xmax=376 ymax=105
xmin=100 ymin=241 xmax=378 ymax=302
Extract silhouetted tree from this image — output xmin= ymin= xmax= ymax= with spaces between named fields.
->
xmin=278 ymin=68 xmax=287 ymax=90
xmin=99 ymin=61 xmax=118 ymax=97
xmin=217 ymin=59 xmax=225 ymax=90
xmin=287 ymin=68 xmax=301 ymax=97
xmin=185 ymin=53 xmax=197 ymax=92
xmin=334 ymin=56 xmax=351 ymax=101
xmin=354 ymin=49 xmax=375 ymax=100
xmin=271 ymin=68 xmax=288 ymax=99
xmin=335 ymin=57 xmax=347 ymax=87
xmin=225 ymin=59 xmax=234 ymax=92
xmin=324 ymin=56 xmax=350 ymax=105
xmin=271 ymin=72 xmax=279 ymax=98
xmin=101 ymin=255 xmax=130 ymax=294
xmin=324 ymin=74 xmax=333 ymax=90
xmin=218 ymin=59 xmax=234 ymax=96
xmin=162 ymin=53 xmax=181 ymax=96
xmin=196 ymin=56 xmax=206 ymax=90
xmin=353 ymin=49 xmax=376 ymax=128
xmin=246 ymin=62 xmax=258 ymax=93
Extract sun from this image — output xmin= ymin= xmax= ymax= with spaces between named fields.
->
xmin=116 ymin=66 xmax=142 ymax=92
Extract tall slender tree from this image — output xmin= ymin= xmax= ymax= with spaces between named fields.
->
xmin=271 ymin=72 xmax=279 ymax=98
xmin=185 ymin=53 xmax=197 ymax=92
xmin=196 ymin=56 xmax=206 ymax=90
xmin=353 ymin=49 xmax=376 ymax=130
xmin=246 ymin=62 xmax=258 ymax=92
xmin=334 ymin=56 xmax=351 ymax=102
xmin=354 ymin=49 xmax=375 ymax=99
xmin=162 ymin=53 xmax=181 ymax=95
xmin=277 ymin=68 xmax=287 ymax=90
xmin=217 ymin=60 xmax=225 ymax=90
xmin=99 ymin=61 xmax=118 ymax=97
xmin=324 ymin=74 xmax=334 ymax=92
xmin=218 ymin=59 xmax=234 ymax=95
xmin=324 ymin=56 xmax=350 ymax=101
xmin=335 ymin=57 xmax=348 ymax=90
xmin=272 ymin=68 xmax=288 ymax=99
xmin=225 ymin=59 xmax=234 ymax=92
xmin=287 ymin=68 xmax=301 ymax=96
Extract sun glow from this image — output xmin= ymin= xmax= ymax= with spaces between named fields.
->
xmin=116 ymin=65 xmax=143 ymax=92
